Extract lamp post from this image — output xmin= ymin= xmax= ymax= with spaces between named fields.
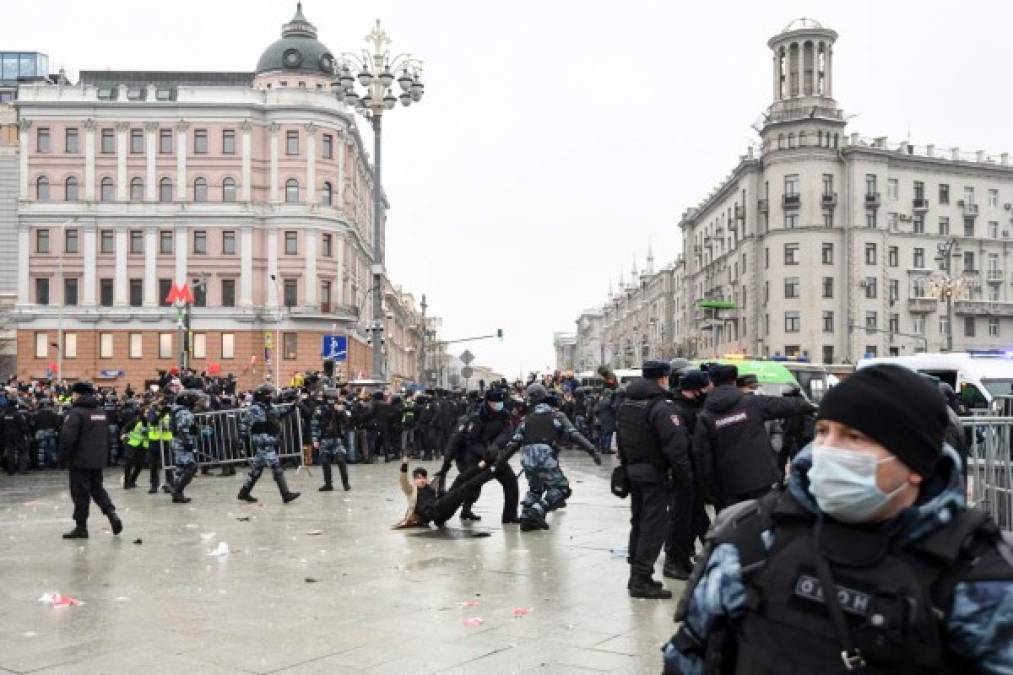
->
xmin=56 ymin=218 xmax=76 ymax=384
xmin=269 ymin=274 xmax=285 ymax=384
xmin=930 ymin=238 xmax=966 ymax=352
xmin=334 ymin=20 xmax=424 ymax=382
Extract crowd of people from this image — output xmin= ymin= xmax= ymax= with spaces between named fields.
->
xmin=7 ymin=356 xmax=1012 ymax=673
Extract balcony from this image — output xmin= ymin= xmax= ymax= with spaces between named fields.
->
xmin=821 ymin=192 xmax=838 ymax=207
xmin=913 ymin=198 xmax=929 ymax=212
xmin=782 ymin=194 xmax=801 ymax=209
xmin=958 ymin=200 xmax=979 ymax=217
xmin=987 ymin=269 xmax=1005 ymax=283
xmin=955 ymin=300 xmax=1013 ymax=317
xmin=757 ymin=198 xmax=769 ymax=214
xmin=908 ymin=297 xmax=938 ymax=313
xmin=865 ymin=192 xmax=881 ymax=208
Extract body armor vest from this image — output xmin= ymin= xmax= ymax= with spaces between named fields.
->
xmin=522 ymin=409 xmax=558 ymax=445
xmin=716 ymin=489 xmax=1009 ymax=675
xmin=615 ymin=397 xmax=664 ymax=469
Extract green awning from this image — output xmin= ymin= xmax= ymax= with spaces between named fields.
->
xmin=696 ymin=300 xmax=738 ymax=310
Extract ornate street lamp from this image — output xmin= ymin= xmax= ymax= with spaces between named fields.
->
xmin=335 ymin=20 xmax=425 ymax=381
xmin=929 ymin=239 xmax=970 ymax=352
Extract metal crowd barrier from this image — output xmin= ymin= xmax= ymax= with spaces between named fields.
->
xmin=161 ymin=404 xmax=304 ymax=471
xmin=961 ymin=416 xmax=1013 ymax=532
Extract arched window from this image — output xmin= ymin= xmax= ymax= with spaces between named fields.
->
xmin=65 ymin=176 xmax=79 ymax=202
xmin=777 ymin=134 xmax=784 ymax=150
xmin=100 ymin=177 xmax=114 ymax=202
xmin=799 ymin=131 xmax=807 ymax=147
xmin=159 ymin=177 xmax=173 ymax=203
xmin=787 ymin=133 xmax=795 ymax=148
xmin=321 ymin=181 xmax=332 ymax=206
xmin=36 ymin=176 xmax=50 ymax=201
xmin=285 ymin=178 xmax=299 ymax=203
xmin=193 ymin=177 xmax=208 ymax=202
xmin=130 ymin=177 xmax=144 ymax=202
xmin=222 ymin=177 xmax=236 ymax=203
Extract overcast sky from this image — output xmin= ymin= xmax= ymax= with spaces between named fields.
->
xmin=10 ymin=0 xmax=1013 ymax=378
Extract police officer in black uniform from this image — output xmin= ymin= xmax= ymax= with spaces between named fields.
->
xmin=693 ymin=364 xmax=815 ymax=510
xmin=2 ymin=397 xmax=30 ymax=475
xmin=616 ymin=361 xmax=692 ymax=599
xmin=436 ymin=388 xmax=519 ymax=523
xmin=59 ymin=382 xmax=123 ymax=539
xmin=663 ymin=368 xmax=711 ymax=580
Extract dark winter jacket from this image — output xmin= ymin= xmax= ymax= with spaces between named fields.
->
xmin=693 ymin=385 xmax=815 ymax=499
xmin=58 ymin=396 xmax=111 ymax=469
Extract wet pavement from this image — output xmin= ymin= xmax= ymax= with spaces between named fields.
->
xmin=0 ymin=453 xmax=681 ymax=674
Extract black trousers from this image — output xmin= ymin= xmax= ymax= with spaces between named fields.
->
xmin=70 ymin=467 xmax=115 ymax=525
xmin=424 ymin=467 xmax=497 ymax=524
xmin=628 ymin=479 xmax=670 ymax=577
xmin=148 ymin=442 xmax=163 ymax=488
xmin=452 ymin=461 xmax=519 ymax=520
xmin=665 ymin=483 xmax=711 ymax=564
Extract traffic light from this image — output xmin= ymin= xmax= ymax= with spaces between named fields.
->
xmin=497 ymin=328 xmax=503 ymax=340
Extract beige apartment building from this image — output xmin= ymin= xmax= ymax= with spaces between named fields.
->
xmin=568 ymin=18 xmax=1013 ymax=370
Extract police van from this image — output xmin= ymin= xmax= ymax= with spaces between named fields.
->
xmin=857 ymin=351 xmax=1013 ymax=409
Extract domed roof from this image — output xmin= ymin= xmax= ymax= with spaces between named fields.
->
xmin=781 ymin=17 xmax=826 ymax=32
xmin=256 ymin=3 xmax=336 ymax=77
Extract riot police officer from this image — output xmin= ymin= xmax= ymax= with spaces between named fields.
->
xmin=311 ymin=390 xmax=351 ymax=491
xmin=664 ymin=364 xmax=1013 ymax=674
xmin=616 ymin=361 xmax=691 ymax=599
xmin=495 ymin=383 xmax=601 ymax=532
xmin=166 ymin=390 xmax=205 ymax=503
xmin=237 ymin=384 xmax=300 ymax=504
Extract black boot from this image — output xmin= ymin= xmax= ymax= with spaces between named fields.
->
xmin=106 ymin=511 xmax=123 ymax=535
xmin=627 ymin=574 xmax=664 ymax=589
xmin=461 ymin=510 xmax=482 ymax=521
xmin=319 ymin=463 xmax=333 ymax=491
xmin=275 ymin=473 xmax=300 ymax=504
xmin=663 ymin=557 xmax=693 ymax=581
xmin=337 ymin=462 xmax=350 ymax=491
xmin=148 ymin=485 xmax=159 ymax=494
xmin=171 ymin=467 xmax=195 ymax=504
xmin=219 ymin=465 xmax=236 ymax=477
xmin=62 ymin=523 xmax=88 ymax=539
xmin=501 ymin=514 xmax=521 ymax=524
xmin=237 ymin=485 xmax=257 ymax=503
xmin=628 ymin=574 xmax=672 ymax=599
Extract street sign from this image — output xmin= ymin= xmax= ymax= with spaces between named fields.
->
xmin=460 ymin=366 xmax=474 ymax=379
xmin=460 ymin=350 xmax=475 ymax=365
xmin=321 ymin=335 xmax=348 ymax=361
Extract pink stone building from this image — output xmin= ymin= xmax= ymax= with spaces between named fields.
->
xmin=11 ymin=5 xmax=413 ymax=389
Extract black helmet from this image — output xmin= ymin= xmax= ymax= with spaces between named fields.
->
xmin=253 ymin=384 xmax=276 ymax=405
xmin=525 ymin=383 xmax=547 ymax=405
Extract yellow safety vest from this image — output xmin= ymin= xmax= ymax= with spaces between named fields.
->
xmin=126 ymin=419 xmax=148 ymax=448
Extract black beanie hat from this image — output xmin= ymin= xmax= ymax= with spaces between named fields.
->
xmin=817 ymin=364 xmax=948 ymax=477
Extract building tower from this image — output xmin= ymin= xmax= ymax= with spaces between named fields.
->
xmin=761 ymin=18 xmax=845 ymax=150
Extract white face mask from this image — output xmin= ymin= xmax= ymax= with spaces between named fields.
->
xmin=808 ymin=446 xmax=907 ymax=524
